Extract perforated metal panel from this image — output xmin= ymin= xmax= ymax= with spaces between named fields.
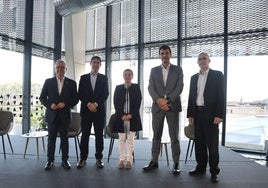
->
xmin=32 ymin=0 xmax=55 ymax=48
xmin=182 ymin=0 xmax=224 ymax=38
xmin=0 ymin=0 xmax=25 ymax=51
xmin=111 ymin=0 xmax=138 ymax=47
xmin=144 ymin=0 xmax=178 ymax=42
xmin=182 ymin=37 xmax=224 ymax=57
xmin=228 ymin=0 xmax=268 ymax=32
xmin=144 ymin=44 xmax=178 ymax=59
xmin=86 ymin=7 xmax=107 ymax=50
xmin=85 ymin=50 xmax=106 ymax=63
xmin=111 ymin=47 xmax=138 ymax=61
xmin=228 ymin=32 xmax=268 ymax=56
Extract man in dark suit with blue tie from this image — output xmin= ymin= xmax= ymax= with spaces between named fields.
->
xmin=77 ymin=56 xmax=109 ymax=169
xmin=143 ymin=45 xmax=184 ymax=174
xmin=187 ymin=52 xmax=225 ymax=183
xmin=40 ymin=59 xmax=79 ymax=170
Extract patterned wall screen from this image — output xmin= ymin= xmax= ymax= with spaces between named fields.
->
xmin=0 ymin=0 xmax=25 ymax=53
xmin=86 ymin=7 xmax=106 ymax=50
xmin=228 ymin=0 xmax=268 ymax=32
xmin=111 ymin=0 xmax=138 ymax=47
xmin=86 ymin=50 xmax=106 ymax=63
xmin=144 ymin=43 xmax=178 ymax=59
xmin=144 ymin=0 xmax=177 ymax=43
xmin=182 ymin=0 xmax=224 ymax=38
xmin=182 ymin=37 xmax=224 ymax=57
xmin=32 ymin=0 xmax=55 ymax=59
xmin=228 ymin=0 xmax=268 ymax=56
xmin=111 ymin=47 xmax=138 ymax=61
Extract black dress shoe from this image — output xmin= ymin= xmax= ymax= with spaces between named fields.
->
xmin=62 ymin=161 xmax=71 ymax=170
xmin=211 ymin=175 xmax=219 ymax=183
xmin=44 ymin=161 xmax=54 ymax=170
xmin=189 ymin=169 xmax=206 ymax=175
xmin=96 ymin=159 xmax=104 ymax=168
xmin=173 ymin=163 xmax=181 ymax=174
xmin=77 ymin=159 xmax=86 ymax=169
xmin=143 ymin=161 xmax=158 ymax=171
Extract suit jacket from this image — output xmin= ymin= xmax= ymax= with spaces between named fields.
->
xmin=78 ymin=73 xmax=109 ymax=117
xmin=113 ymin=83 xmax=142 ymax=133
xmin=187 ymin=69 xmax=225 ymax=123
xmin=39 ymin=77 xmax=79 ymax=124
xmin=148 ymin=64 xmax=184 ymax=113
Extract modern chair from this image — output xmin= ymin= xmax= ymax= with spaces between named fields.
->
xmin=58 ymin=112 xmax=81 ymax=161
xmin=0 ymin=111 xmax=14 ymax=159
xmin=184 ymin=124 xmax=195 ymax=163
xmin=106 ymin=114 xmax=135 ymax=163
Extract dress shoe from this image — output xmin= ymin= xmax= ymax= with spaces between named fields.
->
xmin=96 ymin=159 xmax=104 ymax=168
xmin=173 ymin=163 xmax=181 ymax=174
xmin=44 ymin=161 xmax=54 ymax=170
xmin=76 ymin=159 xmax=86 ymax=169
xmin=62 ymin=161 xmax=71 ymax=170
xmin=143 ymin=161 xmax=158 ymax=171
xmin=211 ymin=175 xmax=219 ymax=183
xmin=189 ymin=168 xmax=206 ymax=175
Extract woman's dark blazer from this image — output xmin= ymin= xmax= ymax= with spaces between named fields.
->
xmin=112 ymin=83 xmax=142 ymax=133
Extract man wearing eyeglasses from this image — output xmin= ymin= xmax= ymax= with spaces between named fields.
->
xmin=40 ymin=59 xmax=79 ymax=170
xmin=187 ymin=52 xmax=225 ymax=183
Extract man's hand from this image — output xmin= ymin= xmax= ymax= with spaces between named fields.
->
xmin=87 ymin=102 xmax=97 ymax=112
xmin=57 ymin=102 xmax=65 ymax=109
xmin=188 ymin=117 xmax=194 ymax=125
xmin=213 ymin=117 xmax=223 ymax=125
xmin=51 ymin=103 xmax=58 ymax=110
xmin=156 ymin=98 xmax=169 ymax=111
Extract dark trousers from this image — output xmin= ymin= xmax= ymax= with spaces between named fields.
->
xmin=194 ymin=108 xmax=220 ymax=175
xmin=47 ymin=118 xmax=69 ymax=162
xmin=80 ymin=113 xmax=105 ymax=160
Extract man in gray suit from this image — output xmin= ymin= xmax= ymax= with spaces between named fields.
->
xmin=143 ymin=45 xmax=184 ymax=174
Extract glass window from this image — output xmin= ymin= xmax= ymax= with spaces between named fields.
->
xmin=226 ymin=55 xmax=268 ymax=150
xmin=30 ymin=56 xmax=53 ymax=132
xmin=0 ymin=49 xmax=23 ymax=135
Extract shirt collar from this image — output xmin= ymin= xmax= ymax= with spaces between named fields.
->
xmin=199 ymin=68 xmax=209 ymax=75
xmin=161 ymin=63 xmax=170 ymax=70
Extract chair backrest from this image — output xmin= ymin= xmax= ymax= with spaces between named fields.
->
xmin=184 ymin=124 xmax=194 ymax=139
xmin=106 ymin=114 xmax=119 ymax=139
xmin=0 ymin=111 xmax=13 ymax=134
xmin=68 ymin=112 xmax=81 ymax=137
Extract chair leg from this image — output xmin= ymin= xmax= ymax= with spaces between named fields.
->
xmin=107 ymin=138 xmax=114 ymax=163
xmin=190 ymin=140 xmax=195 ymax=157
xmin=7 ymin=134 xmax=14 ymax=153
xmin=74 ymin=136 xmax=79 ymax=161
xmin=185 ymin=139 xmax=191 ymax=164
xmin=1 ymin=135 xmax=6 ymax=160
xmin=132 ymin=151 xmax=135 ymax=163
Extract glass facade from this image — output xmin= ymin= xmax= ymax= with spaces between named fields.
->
xmin=0 ymin=0 xmax=267 ymax=152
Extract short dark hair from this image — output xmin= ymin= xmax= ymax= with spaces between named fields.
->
xmin=90 ymin=56 xmax=101 ymax=63
xmin=159 ymin=45 xmax=171 ymax=54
